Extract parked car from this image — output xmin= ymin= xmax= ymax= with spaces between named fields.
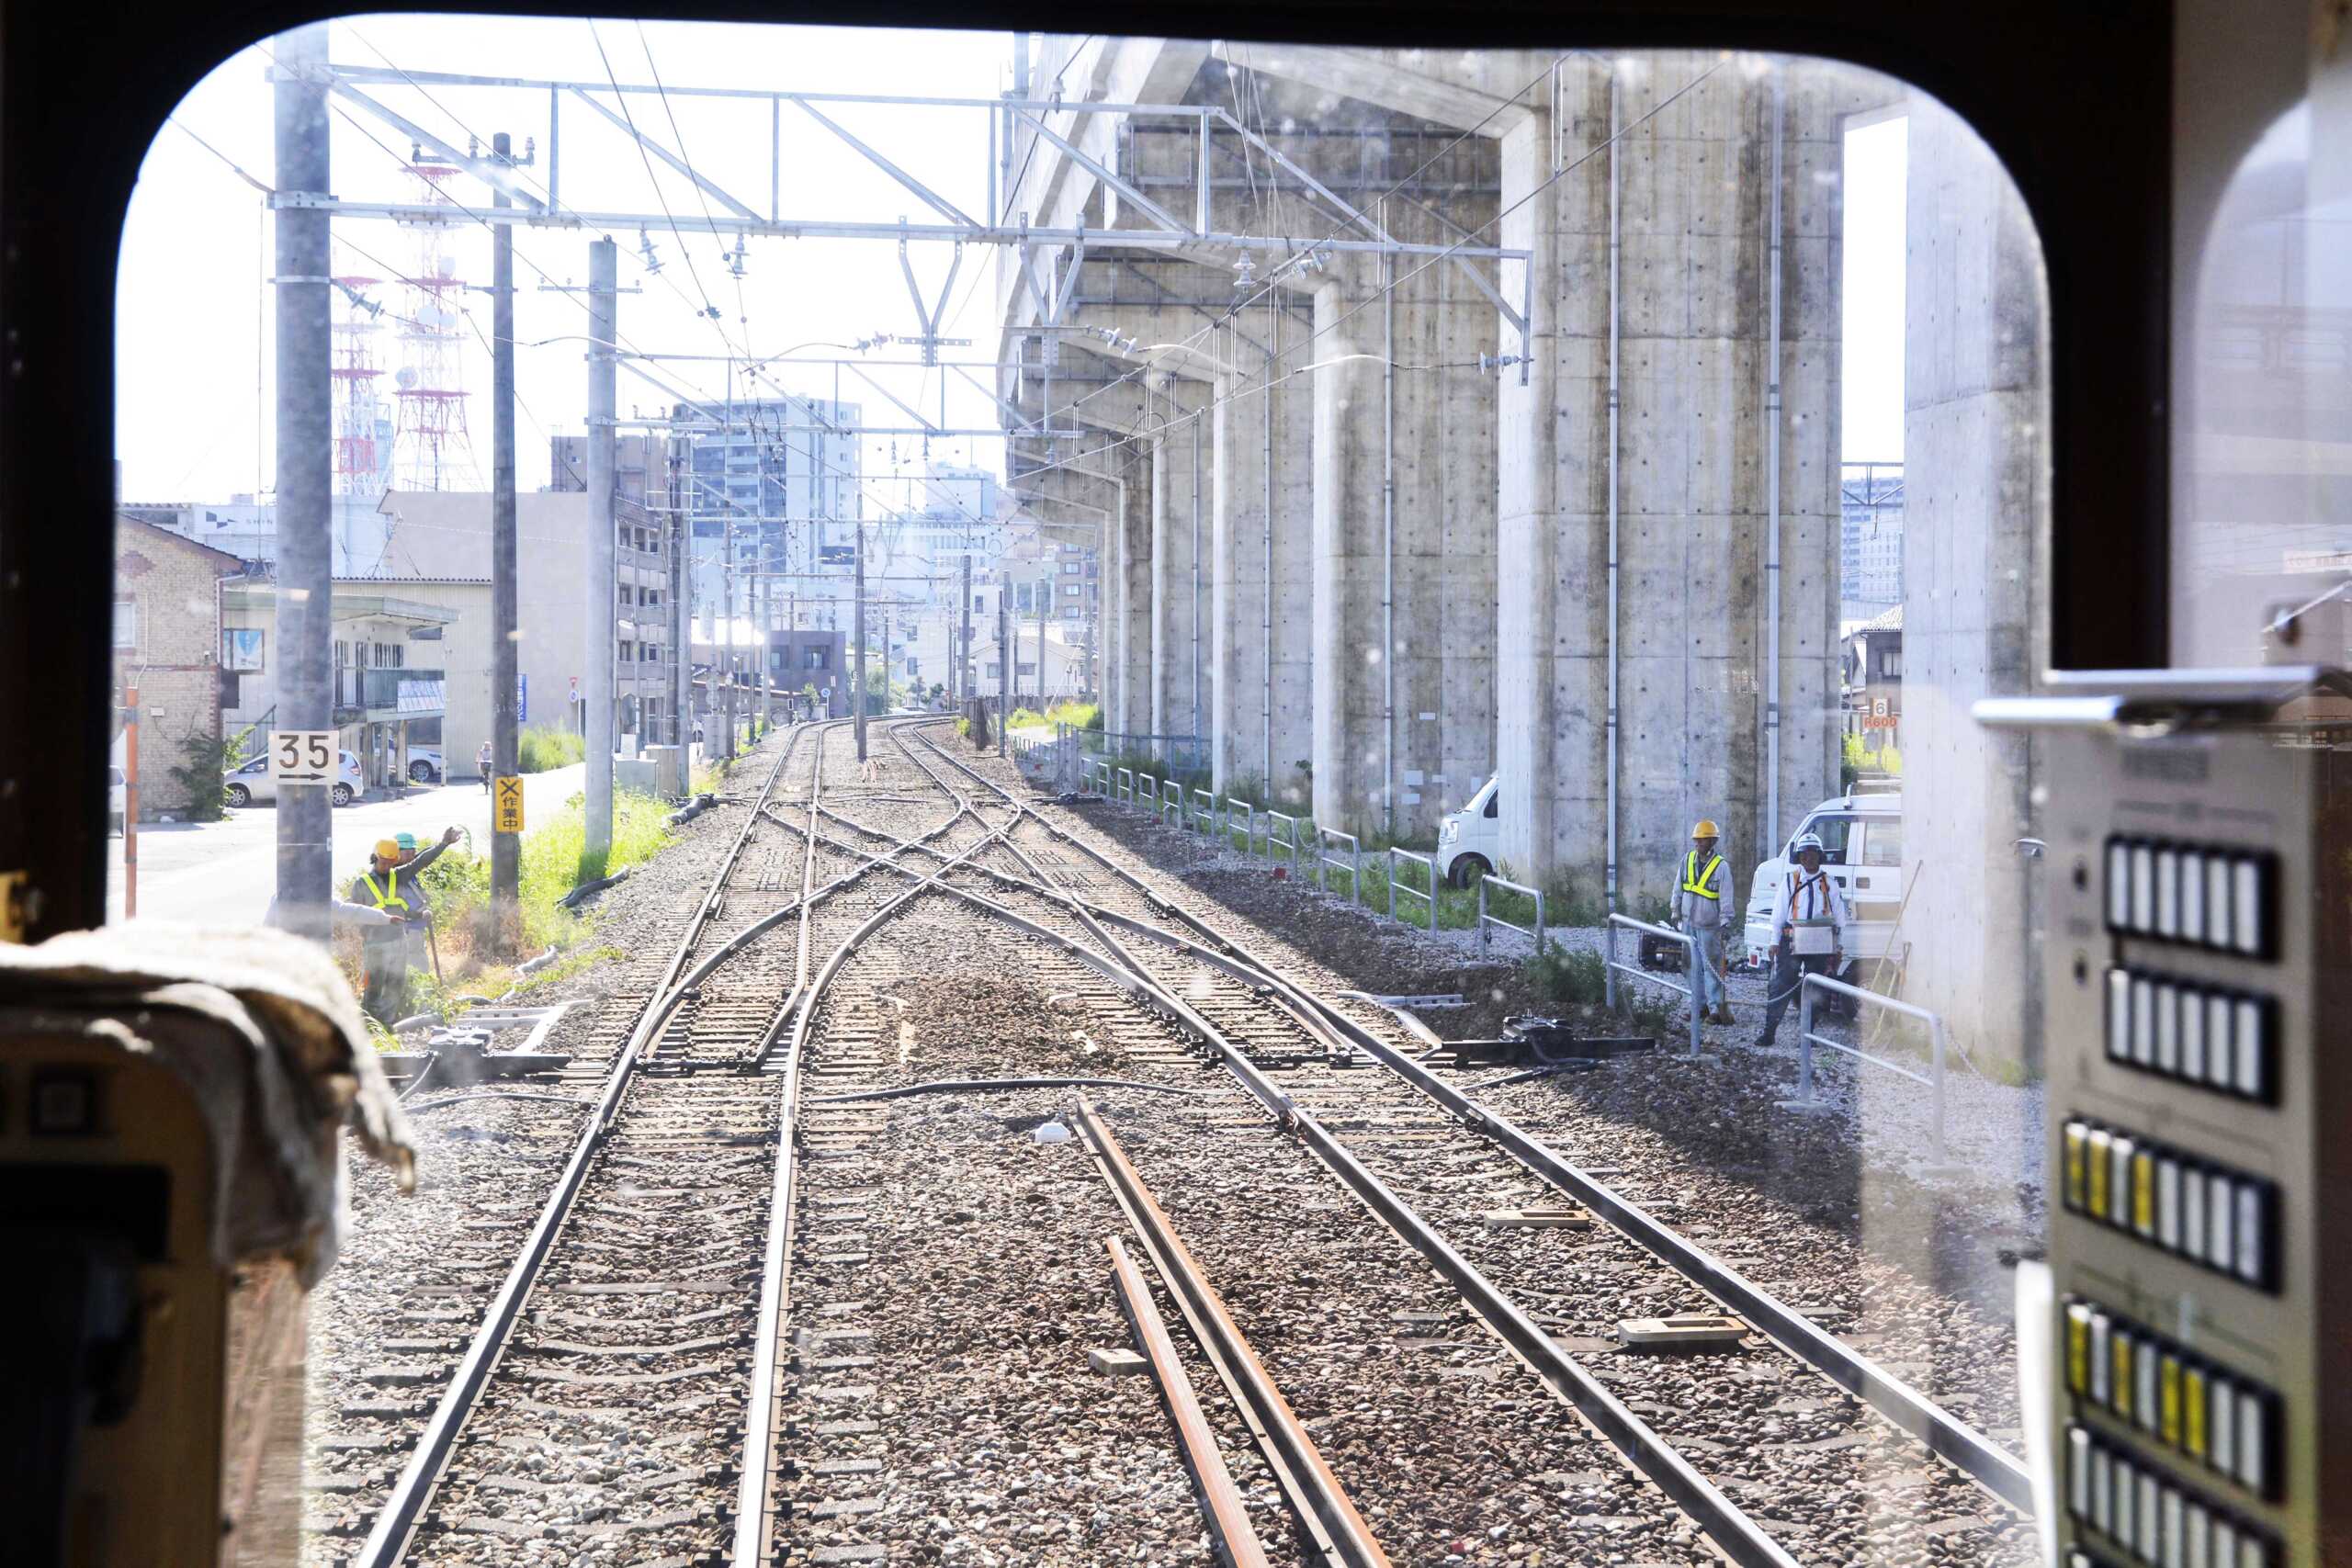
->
xmin=1435 ymin=773 xmax=1501 ymax=886
xmin=408 ymin=747 xmax=445 ymax=784
xmin=108 ymin=766 xmax=125 ymax=835
xmin=1741 ymin=788 xmax=1906 ymax=995
xmin=223 ymin=749 xmax=365 ymax=808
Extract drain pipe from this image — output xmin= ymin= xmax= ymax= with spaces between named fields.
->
xmin=1605 ymin=69 xmax=1623 ymax=913
xmin=1383 ymin=238 xmax=1397 ymax=838
xmin=1192 ymin=407 xmax=1203 ymax=739
xmin=1262 ymin=293 xmax=1275 ymax=796
xmin=1765 ymin=68 xmax=1785 ymax=853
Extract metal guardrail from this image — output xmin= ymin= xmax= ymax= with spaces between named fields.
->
xmin=1116 ymin=766 xmax=1134 ymax=803
xmin=1385 ymin=847 xmax=1439 ymax=932
xmin=1192 ymin=786 xmax=1216 ymax=835
xmin=1267 ymin=810 xmax=1304 ymax=875
xmin=1603 ymin=913 xmax=1704 ymax=1055
xmin=1791 ymin=972 xmax=1955 ymax=1167
xmin=1476 ymin=873 xmax=1545 ymax=957
xmin=1317 ymin=827 xmax=1361 ymax=901
xmin=1225 ymin=797 xmax=1255 ymax=855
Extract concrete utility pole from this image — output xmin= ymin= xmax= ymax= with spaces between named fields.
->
xmin=996 ymin=586 xmax=1009 ymax=759
xmin=583 ymin=236 xmax=616 ymax=873
xmin=959 ymin=553 xmax=973 ymax=708
xmin=272 ymin=22 xmax=333 ymax=942
xmin=490 ymin=131 xmax=521 ymax=949
xmin=669 ymin=444 xmax=691 ymax=754
xmin=719 ymin=524 xmax=736 ymax=760
xmin=854 ymin=521 xmax=868 ymax=761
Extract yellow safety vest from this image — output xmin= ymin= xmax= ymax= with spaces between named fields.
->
xmin=1681 ymin=851 xmax=1724 ymax=900
xmin=361 ymin=870 xmax=408 ymax=912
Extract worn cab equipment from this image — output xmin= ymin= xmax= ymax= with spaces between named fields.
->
xmin=1983 ymin=671 xmax=2351 ymax=1568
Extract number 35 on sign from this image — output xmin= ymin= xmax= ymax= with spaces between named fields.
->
xmin=269 ymin=729 xmax=336 ymax=783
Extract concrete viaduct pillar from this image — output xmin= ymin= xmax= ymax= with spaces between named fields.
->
xmin=1497 ymin=56 xmax=1847 ymax=911
xmin=1310 ymin=195 xmax=1499 ymax=839
xmin=1211 ymin=310 xmax=1317 ymax=806
xmin=1899 ymin=92 xmax=2049 ymax=1069
xmin=1012 ymin=448 xmax=1149 ymax=733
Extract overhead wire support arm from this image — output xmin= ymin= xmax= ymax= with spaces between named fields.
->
xmin=566 ymin=85 xmax=762 ymax=220
xmin=793 ymin=95 xmax=980 ymax=229
xmin=1011 ymin=106 xmax=1192 ymax=235
xmin=316 ymin=75 xmax=546 ymax=210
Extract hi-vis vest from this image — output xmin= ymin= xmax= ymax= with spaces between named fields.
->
xmin=1681 ymin=851 xmax=1724 ymax=900
xmin=361 ymin=870 xmax=408 ymax=912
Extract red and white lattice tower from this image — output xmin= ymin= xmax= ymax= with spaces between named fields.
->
xmin=390 ymin=161 xmax=479 ymax=491
xmin=332 ymin=276 xmax=391 ymax=500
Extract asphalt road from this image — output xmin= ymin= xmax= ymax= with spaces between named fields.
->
xmin=105 ymin=764 xmax=588 ymax=927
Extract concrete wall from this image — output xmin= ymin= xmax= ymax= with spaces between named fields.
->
xmin=1311 ymin=192 xmax=1499 ymax=838
xmin=1498 ymin=56 xmax=1847 ymax=911
xmin=1150 ymin=410 xmax=1213 ymax=741
xmin=1899 ymin=94 xmax=2050 ymax=1068
xmin=1212 ymin=312 xmax=1316 ymax=806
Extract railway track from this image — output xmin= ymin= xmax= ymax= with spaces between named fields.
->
xmin=785 ymin=719 xmax=2040 ymax=1567
xmin=330 ymin=713 xmax=2040 ymax=1567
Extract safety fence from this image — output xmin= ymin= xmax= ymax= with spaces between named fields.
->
xmin=1790 ymin=971 xmax=1959 ymax=1167
xmin=1602 ymin=913 xmax=1706 ymax=1054
xmin=1077 ymin=765 xmax=1494 ymax=949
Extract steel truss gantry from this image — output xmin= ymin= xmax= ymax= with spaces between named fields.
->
xmin=266 ymin=60 xmax=1535 ymax=366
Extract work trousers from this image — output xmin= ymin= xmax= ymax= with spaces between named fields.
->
xmin=361 ymin=937 xmax=411 ymax=1025
xmin=1690 ymin=925 xmax=1727 ymax=1012
xmin=1758 ymin=948 xmax=1834 ymax=1048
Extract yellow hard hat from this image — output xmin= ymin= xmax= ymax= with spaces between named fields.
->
xmin=1690 ymin=818 xmax=1720 ymax=840
xmin=373 ymin=839 xmax=402 ymax=862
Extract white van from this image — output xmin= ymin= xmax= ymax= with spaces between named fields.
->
xmin=1435 ymin=774 xmax=1500 ymax=886
xmin=1741 ymin=788 xmax=1906 ymax=976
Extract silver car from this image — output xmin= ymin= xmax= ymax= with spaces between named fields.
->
xmin=224 ymin=749 xmax=365 ymax=808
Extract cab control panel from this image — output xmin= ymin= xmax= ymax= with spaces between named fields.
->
xmin=2013 ymin=683 xmax=2351 ymax=1568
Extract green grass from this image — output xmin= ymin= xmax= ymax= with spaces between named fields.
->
xmin=518 ymin=724 xmax=585 ymax=773
xmin=419 ymin=786 xmax=677 ymax=956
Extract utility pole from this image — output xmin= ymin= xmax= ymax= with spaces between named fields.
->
xmin=669 ymin=444 xmax=691 ymax=756
xmin=489 ymin=131 xmax=521 ymax=951
xmin=121 ymin=688 xmax=139 ymax=919
xmin=582 ymin=236 xmax=616 ymax=874
xmin=272 ymin=22 xmax=333 ymax=942
xmin=854 ymin=521 xmax=868 ymax=760
xmin=719 ymin=523 xmax=736 ymax=760
xmin=959 ymin=553 xmax=973 ymax=710
xmin=996 ymin=584 xmax=1009 ymax=759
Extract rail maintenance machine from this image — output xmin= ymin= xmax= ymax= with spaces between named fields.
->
xmin=1982 ymin=666 xmax=2352 ymax=1568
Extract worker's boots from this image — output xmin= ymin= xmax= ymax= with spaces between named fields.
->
xmin=1712 ymin=1004 xmax=1735 ymax=1025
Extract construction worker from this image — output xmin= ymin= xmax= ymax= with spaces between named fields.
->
xmin=350 ymin=827 xmax=461 ymax=1024
xmin=1671 ymin=818 xmax=1736 ymax=1025
xmin=1755 ymin=831 xmax=1849 ymax=1051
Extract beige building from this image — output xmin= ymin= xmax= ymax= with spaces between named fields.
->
xmin=362 ymin=490 xmax=677 ymax=771
xmin=111 ymin=516 xmax=244 ymax=816
xmin=219 ymin=582 xmax=455 ymax=790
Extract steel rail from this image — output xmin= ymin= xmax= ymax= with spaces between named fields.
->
xmin=1083 ymin=1107 xmax=1377 ymax=1568
xmin=351 ymin=721 xmax=811 ymax=1568
xmin=1105 ymin=1235 xmax=1275 ymax=1568
xmin=886 ymin=733 xmax=1800 ymax=1568
xmin=733 ymin=734 xmax=1057 ymax=1562
xmin=906 ymin=722 xmax=2036 ymax=1516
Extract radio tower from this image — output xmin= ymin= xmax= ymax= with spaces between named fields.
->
xmin=331 ymin=276 xmax=390 ymax=499
xmin=390 ymin=158 xmax=479 ymax=491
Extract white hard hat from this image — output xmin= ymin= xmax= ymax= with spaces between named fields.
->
xmin=1792 ymin=832 xmax=1825 ymax=853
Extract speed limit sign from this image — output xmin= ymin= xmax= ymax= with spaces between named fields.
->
xmin=270 ymin=729 xmax=336 ymax=784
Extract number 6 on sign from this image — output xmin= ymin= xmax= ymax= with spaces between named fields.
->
xmin=494 ymin=776 xmax=525 ymax=833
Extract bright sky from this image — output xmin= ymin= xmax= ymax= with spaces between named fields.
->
xmin=1842 ymin=114 xmax=1908 ymax=464
xmin=117 ymin=13 xmax=1016 ymax=507
xmin=117 ymin=23 xmax=1913 ymax=503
